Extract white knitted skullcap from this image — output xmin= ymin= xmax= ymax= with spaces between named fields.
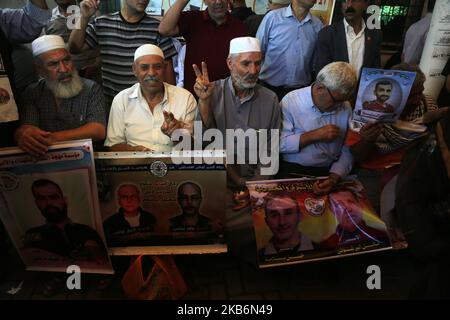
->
xmin=134 ymin=44 xmax=165 ymax=61
xmin=32 ymin=35 xmax=66 ymax=57
xmin=229 ymin=37 xmax=261 ymax=55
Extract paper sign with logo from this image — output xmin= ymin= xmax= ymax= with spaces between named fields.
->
xmin=95 ymin=150 xmax=227 ymax=255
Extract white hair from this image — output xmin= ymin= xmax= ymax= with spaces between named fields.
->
xmin=316 ymin=62 xmax=357 ymax=96
xmin=117 ymin=182 xmax=142 ymax=195
xmin=228 ymin=53 xmax=240 ymax=61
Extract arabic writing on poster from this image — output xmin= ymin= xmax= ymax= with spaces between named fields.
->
xmin=0 ymin=151 xmax=84 ymax=168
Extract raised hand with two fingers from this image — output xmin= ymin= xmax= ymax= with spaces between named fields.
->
xmin=193 ymin=62 xmax=214 ymax=100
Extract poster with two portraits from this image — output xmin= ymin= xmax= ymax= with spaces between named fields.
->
xmin=248 ymin=177 xmax=391 ymax=268
xmin=95 ymin=150 xmax=227 ymax=255
xmin=0 ymin=140 xmax=227 ymax=273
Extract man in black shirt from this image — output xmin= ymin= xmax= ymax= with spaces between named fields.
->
xmin=24 ymin=178 xmax=108 ymax=262
xmin=170 ymin=182 xmax=212 ymax=232
xmin=103 ymin=183 xmax=156 ymax=245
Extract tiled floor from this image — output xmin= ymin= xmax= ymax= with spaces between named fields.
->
xmin=0 ymin=247 xmax=417 ymax=300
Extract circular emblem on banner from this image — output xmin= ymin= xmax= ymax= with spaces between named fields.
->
xmin=150 ymin=160 xmax=167 ymax=177
xmin=0 ymin=172 xmax=19 ymax=192
xmin=304 ymin=197 xmax=325 ymax=217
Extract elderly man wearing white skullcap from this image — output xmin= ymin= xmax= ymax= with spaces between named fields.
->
xmin=14 ymin=34 xmax=106 ymax=156
xmin=194 ymin=37 xmax=281 ymax=211
xmin=104 ymin=44 xmax=197 ymax=152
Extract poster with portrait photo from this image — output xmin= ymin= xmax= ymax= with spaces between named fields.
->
xmin=0 ymin=140 xmax=113 ymax=274
xmin=247 ymin=177 xmax=391 ymax=268
xmin=352 ymin=68 xmax=416 ymax=126
xmin=95 ymin=151 xmax=227 ymax=255
xmin=311 ymin=0 xmax=336 ymax=26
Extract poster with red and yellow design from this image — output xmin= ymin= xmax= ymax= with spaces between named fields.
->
xmin=248 ymin=177 xmax=391 ymax=268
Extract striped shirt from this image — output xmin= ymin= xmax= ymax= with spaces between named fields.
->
xmin=85 ymin=12 xmax=176 ymax=101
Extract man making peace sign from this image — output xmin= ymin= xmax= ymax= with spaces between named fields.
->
xmin=193 ymin=37 xmax=281 ymax=211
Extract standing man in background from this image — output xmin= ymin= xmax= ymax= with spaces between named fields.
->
xmin=69 ymin=0 xmax=177 ymax=114
xmin=256 ymin=0 xmax=322 ymax=101
xmin=230 ymin=0 xmax=254 ymax=21
xmin=314 ymin=0 xmax=382 ymax=78
xmin=402 ymin=0 xmax=436 ymax=65
xmin=245 ymin=0 xmax=291 ymax=37
xmin=159 ymin=0 xmax=247 ymax=95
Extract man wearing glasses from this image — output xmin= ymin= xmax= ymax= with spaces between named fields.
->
xmin=170 ymin=182 xmax=212 ymax=232
xmin=279 ymin=62 xmax=357 ymax=195
xmin=103 ymin=183 xmax=156 ymax=246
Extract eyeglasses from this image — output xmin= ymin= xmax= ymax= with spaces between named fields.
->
xmin=326 ymin=87 xmax=347 ymax=104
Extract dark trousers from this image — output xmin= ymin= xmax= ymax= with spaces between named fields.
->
xmin=0 ymin=121 xmax=18 ymax=148
xmin=276 ymin=161 xmax=331 ymax=179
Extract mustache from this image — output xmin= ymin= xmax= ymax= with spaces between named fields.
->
xmin=144 ymin=76 xmax=160 ymax=83
xmin=243 ymin=74 xmax=258 ymax=82
xmin=345 ymin=7 xmax=356 ymax=14
xmin=57 ymin=72 xmax=72 ymax=81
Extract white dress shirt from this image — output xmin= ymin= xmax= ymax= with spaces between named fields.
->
xmin=105 ymin=82 xmax=197 ymax=152
xmin=344 ymin=19 xmax=366 ymax=77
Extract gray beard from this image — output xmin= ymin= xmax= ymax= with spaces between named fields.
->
xmin=45 ymin=70 xmax=84 ymax=99
xmin=233 ymin=73 xmax=258 ymax=90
